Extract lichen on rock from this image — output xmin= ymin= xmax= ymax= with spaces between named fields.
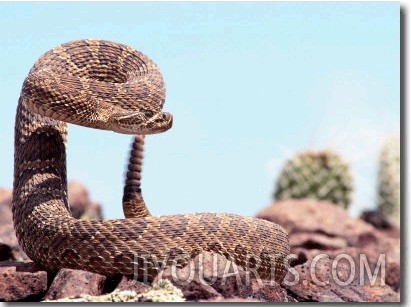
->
xmin=140 ymin=279 xmax=185 ymax=302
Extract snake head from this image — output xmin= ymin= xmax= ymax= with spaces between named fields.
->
xmin=110 ymin=110 xmax=173 ymax=134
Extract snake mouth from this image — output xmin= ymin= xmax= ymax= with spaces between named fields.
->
xmin=111 ymin=111 xmax=173 ymax=135
xmin=140 ymin=111 xmax=173 ymax=134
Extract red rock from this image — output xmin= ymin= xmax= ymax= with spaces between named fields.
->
xmin=0 ymin=261 xmax=48 ymax=301
xmin=360 ymin=209 xmax=394 ymax=230
xmin=44 ymin=268 xmax=106 ymax=300
xmin=289 ymin=232 xmax=347 ymax=250
xmin=114 ymin=275 xmax=151 ymax=293
xmin=67 ymin=181 xmax=103 ymax=219
xmin=384 ymin=262 xmax=400 ymax=292
xmin=360 ymin=284 xmax=401 ymax=302
xmin=0 ymin=200 xmax=28 ymax=261
xmin=257 ymin=199 xmax=400 ymax=295
xmin=256 ymin=199 xmax=375 ymax=242
xmin=200 ymin=297 xmax=262 ymax=302
xmin=0 ymin=188 xmax=12 ymax=207
xmin=283 ymin=256 xmax=399 ymax=302
xmin=68 ymin=181 xmax=89 ymax=213
xmin=154 ymin=252 xmax=293 ymax=302
xmin=249 ymin=278 xmax=295 ymax=302
xmin=177 ymin=279 xmax=221 ymax=301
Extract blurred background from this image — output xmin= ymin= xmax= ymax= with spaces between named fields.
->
xmin=0 ymin=2 xmax=399 ymax=218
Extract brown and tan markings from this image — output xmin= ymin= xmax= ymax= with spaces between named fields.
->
xmin=12 ymin=39 xmax=290 ymax=283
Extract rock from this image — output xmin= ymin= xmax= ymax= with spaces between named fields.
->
xmin=250 ymin=279 xmax=296 ymax=302
xmin=67 ymin=181 xmax=89 ymax=214
xmin=360 ymin=209 xmax=400 ymax=238
xmin=139 ymin=279 xmax=185 ymax=302
xmin=258 ymin=202 xmax=399 ymax=272
xmin=44 ymin=268 xmax=106 ymax=300
xmin=0 ymin=199 xmax=28 ymax=261
xmin=44 ymin=290 xmax=140 ymax=302
xmin=359 ymin=284 xmax=401 ymax=302
xmin=44 ymin=279 xmax=185 ymax=302
xmin=44 ymin=276 xmax=150 ymax=302
xmin=283 ymin=256 xmax=399 ymax=302
xmin=154 ymin=251 xmax=293 ymax=302
xmin=68 ymin=181 xmax=103 ymax=219
xmin=0 ymin=188 xmax=12 ymax=207
xmin=200 ymin=297 xmax=263 ymax=302
xmin=0 ymin=261 xmax=48 ymax=301
xmin=289 ymin=232 xmax=347 ymax=250
xmin=174 ymin=279 xmax=221 ymax=301
xmin=257 ymin=199 xmax=400 ymax=297
xmin=256 ymin=199 xmax=375 ymax=243
xmin=113 ymin=275 xmax=151 ymax=293
xmin=385 ymin=261 xmax=400 ymax=292
xmin=360 ymin=209 xmax=392 ymax=229
xmin=153 ymin=251 xmax=231 ymax=301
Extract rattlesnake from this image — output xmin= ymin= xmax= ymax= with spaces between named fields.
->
xmin=12 ymin=39 xmax=290 ymax=282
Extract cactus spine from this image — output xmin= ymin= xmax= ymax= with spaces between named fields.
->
xmin=274 ymin=149 xmax=353 ymax=209
xmin=377 ymin=135 xmax=400 ymax=225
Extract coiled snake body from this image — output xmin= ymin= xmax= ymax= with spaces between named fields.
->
xmin=12 ymin=39 xmax=290 ymax=282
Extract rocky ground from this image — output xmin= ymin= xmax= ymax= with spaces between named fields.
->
xmin=0 ymin=184 xmax=400 ymax=302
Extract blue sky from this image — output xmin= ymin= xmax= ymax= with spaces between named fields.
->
xmin=0 ymin=2 xmax=399 ymax=219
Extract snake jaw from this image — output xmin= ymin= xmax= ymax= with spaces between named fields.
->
xmin=111 ymin=110 xmax=173 ymax=134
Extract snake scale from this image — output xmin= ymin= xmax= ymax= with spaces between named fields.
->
xmin=12 ymin=39 xmax=290 ymax=283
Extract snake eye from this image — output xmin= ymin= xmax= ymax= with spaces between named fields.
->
xmin=144 ymin=110 xmax=154 ymax=118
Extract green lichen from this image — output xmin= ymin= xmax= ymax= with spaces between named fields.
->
xmin=141 ymin=279 xmax=185 ymax=302
xmin=43 ymin=290 xmax=139 ymax=302
xmin=44 ymin=280 xmax=185 ymax=302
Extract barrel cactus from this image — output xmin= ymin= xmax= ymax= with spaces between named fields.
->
xmin=273 ymin=149 xmax=353 ymax=209
xmin=377 ymin=135 xmax=400 ymax=225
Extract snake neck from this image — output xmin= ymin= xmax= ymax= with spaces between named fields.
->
xmin=12 ymin=97 xmax=72 ymax=248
